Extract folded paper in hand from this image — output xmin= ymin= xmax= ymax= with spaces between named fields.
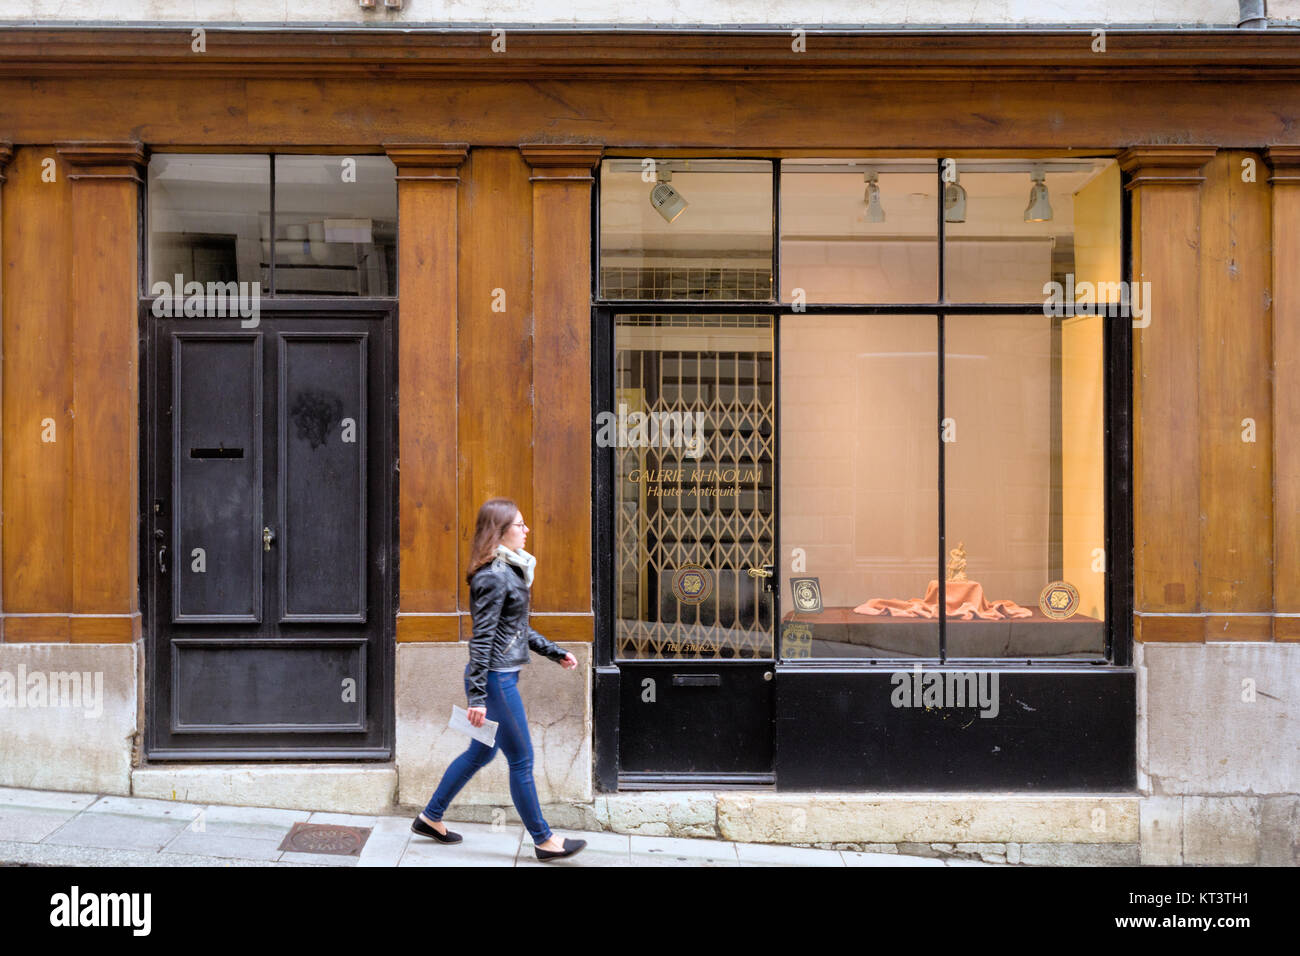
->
xmin=450 ymin=705 xmax=498 ymax=748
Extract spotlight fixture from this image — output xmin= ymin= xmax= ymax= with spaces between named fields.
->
xmin=863 ymin=171 xmax=885 ymax=223
xmin=650 ymin=168 xmax=688 ymax=223
xmin=1024 ymin=167 xmax=1053 ymax=222
xmin=943 ymin=170 xmax=967 ymax=223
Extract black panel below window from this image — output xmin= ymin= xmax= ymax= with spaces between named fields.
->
xmin=774 ymin=667 xmax=1136 ymax=791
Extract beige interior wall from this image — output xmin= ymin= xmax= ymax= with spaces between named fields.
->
xmin=1060 ymin=162 xmax=1117 ymax=619
xmin=779 ymin=315 xmax=938 ymax=607
xmin=944 ymin=315 xmax=1052 ymax=606
xmin=1062 ymin=314 xmax=1106 ymax=619
xmin=782 ymin=239 xmax=1051 ymax=303
xmin=1073 ymin=162 xmax=1123 ymax=300
xmin=781 ymin=312 xmax=1057 ymax=609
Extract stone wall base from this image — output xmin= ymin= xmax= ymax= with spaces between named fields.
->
xmin=424 ymin=791 xmax=1294 ymax=865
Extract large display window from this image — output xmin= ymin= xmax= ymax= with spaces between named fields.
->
xmin=599 ymin=155 xmax=1123 ymax=665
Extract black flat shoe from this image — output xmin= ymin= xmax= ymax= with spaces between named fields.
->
xmin=411 ymin=816 xmax=462 ymax=844
xmin=535 ymin=837 xmax=586 ymax=861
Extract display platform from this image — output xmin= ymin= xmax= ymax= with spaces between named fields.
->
xmin=781 ymin=606 xmax=1105 ymax=658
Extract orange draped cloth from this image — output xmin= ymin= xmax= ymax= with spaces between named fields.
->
xmin=853 ymin=580 xmax=1033 ymax=621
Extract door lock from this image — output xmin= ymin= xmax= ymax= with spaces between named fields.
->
xmin=263 ymin=526 xmax=275 ymax=551
xmin=747 ymin=564 xmax=776 ymax=593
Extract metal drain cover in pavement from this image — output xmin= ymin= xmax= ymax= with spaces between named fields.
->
xmin=278 ymin=823 xmax=372 ymax=856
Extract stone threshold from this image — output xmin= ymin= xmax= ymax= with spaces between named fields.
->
xmin=132 ymin=763 xmax=398 ymax=815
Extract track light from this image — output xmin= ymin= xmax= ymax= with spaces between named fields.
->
xmin=943 ymin=170 xmax=967 ymax=223
xmin=1024 ymin=167 xmax=1053 ymax=222
xmin=650 ymin=168 xmax=688 ymax=223
xmin=863 ymin=171 xmax=885 ymax=223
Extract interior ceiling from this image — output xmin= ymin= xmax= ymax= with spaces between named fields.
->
xmin=601 ymin=159 xmax=1111 ymax=254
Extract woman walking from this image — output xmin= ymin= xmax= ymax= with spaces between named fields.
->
xmin=412 ymin=497 xmax=587 ymax=862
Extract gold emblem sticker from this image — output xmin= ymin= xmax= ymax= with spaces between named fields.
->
xmin=1039 ymin=581 xmax=1081 ymax=620
xmin=671 ymin=564 xmax=713 ymax=605
xmin=790 ymin=577 xmax=823 ymax=613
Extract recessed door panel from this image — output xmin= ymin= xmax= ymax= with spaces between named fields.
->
xmin=173 ymin=334 xmax=262 ymax=622
xmin=172 ymin=639 xmax=366 ymax=731
xmin=278 ymin=333 xmax=367 ymax=622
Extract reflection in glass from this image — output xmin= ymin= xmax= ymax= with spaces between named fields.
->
xmin=943 ymin=159 xmax=1120 ymax=303
xmin=600 ymin=160 xmax=774 ymax=301
xmin=943 ymin=314 xmax=1106 ymax=658
xmin=613 ymin=314 xmax=774 ymax=659
xmin=149 ymin=154 xmax=269 ymax=289
xmin=780 ymin=160 xmax=938 ymax=304
xmin=273 ymin=156 xmax=397 ymax=296
xmin=778 ymin=315 xmax=939 ymax=658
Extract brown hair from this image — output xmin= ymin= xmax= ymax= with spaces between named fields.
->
xmin=466 ymin=497 xmax=519 ymax=584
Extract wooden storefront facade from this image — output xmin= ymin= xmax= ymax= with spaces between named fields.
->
xmin=0 ymin=27 xmax=1296 ymax=795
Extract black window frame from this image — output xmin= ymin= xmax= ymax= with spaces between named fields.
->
xmin=591 ymin=155 xmax=1133 ymax=670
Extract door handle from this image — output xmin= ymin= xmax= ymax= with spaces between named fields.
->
xmin=157 ymin=544 xmax=167 ymax=575
xmin=263 ymin=526 xmax=275 ymax=551
xmin=747 ymin=564 xmax=776 ymax=593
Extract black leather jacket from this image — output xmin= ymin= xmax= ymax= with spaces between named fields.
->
xmin=466 ymin=556 xmax=568 ymax=707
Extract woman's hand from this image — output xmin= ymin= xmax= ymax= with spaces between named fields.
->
xmin=560 ymin=652 xmax=578 ymax=670
xmin=467 ymin=705 xmax=487 ymax=727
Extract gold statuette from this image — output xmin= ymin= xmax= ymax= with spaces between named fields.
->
xmin=946 ymin=542 xmax=968 ymax=582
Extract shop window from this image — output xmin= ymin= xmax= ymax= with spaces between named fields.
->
xmin=944 ymin=160 xmax=1120 ymax=303
xmin=599 ymin=159 xmax=773 ymax=301
xmin=147 ymin=153 xmax=397 ymax=296
xmin=599 ymin=156 xmax=1121 ymax=663
xmin=148 ymin=154 xmax=269 ymax=289
xmin=780 ymin=160 xmax=938 ymax=303
xmin=777 ymin=313 xmax=940 ymax=657
xmin=943 ymin=313 xmax=1106 ymax=658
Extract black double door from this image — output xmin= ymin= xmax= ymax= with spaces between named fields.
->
xmin=145 ymin=305 xmax=395 ymax=758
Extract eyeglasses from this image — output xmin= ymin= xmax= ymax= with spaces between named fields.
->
xmin=509 ymin=521 xmax=527 ymax=529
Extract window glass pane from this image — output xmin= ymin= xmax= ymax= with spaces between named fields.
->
xmin=149 ymin=154 xmax=269 ymax=290
xmin=273 ymin=155 xmax=397 ymax=296
xmin=778 ymin=314 xmax=939 ymax=659
xmin=943 ymin=313 xmax=1106 ymax=659
xmin=600 ymin=160 xmax=773 ymax=300
xmin=780 ymin=160 xmax=938 ymax=304
xmin=943 ymin=159 xmax=1120 ymax=304
xmin=613 ymin=314 xmax=775 ymax=659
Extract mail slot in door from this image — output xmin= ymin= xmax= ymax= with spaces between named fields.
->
xmin=673 ymin=674 xmax=721 ymax=687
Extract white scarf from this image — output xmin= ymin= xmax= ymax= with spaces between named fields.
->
xmin=495 ymin=544 xmax=536 ymax=588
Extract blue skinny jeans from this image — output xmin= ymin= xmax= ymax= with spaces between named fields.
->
xmin=423 ymin=666 xmax=552 ymax=846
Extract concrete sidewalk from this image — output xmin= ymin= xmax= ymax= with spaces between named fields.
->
xmin=0 ymin=786 xmax=995 ymax=867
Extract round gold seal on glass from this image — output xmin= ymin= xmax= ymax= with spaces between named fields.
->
xmin=1039 ymin=580 xmax=1081 ymax=620
xmin=671 ymin=564 xmax=713 ymax=605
